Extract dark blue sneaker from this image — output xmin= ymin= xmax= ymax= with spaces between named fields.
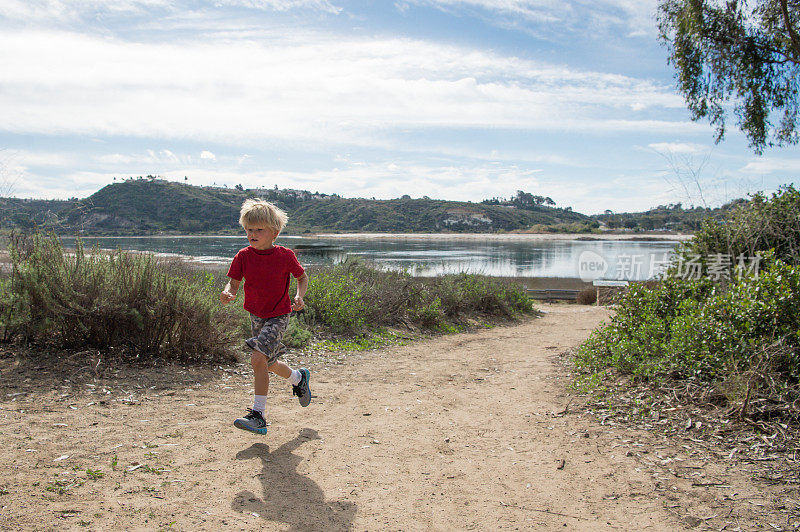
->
xmin=233 ymin=408 xmax=268 ymax=435
xmin=292 ymin=368 xmax=311 ymax=407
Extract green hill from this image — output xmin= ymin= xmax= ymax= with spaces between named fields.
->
xmin=590 ymin=201 xmax=747 ymax=232
xmin=0 ymin=197 xmax=77 ymax=229
xmin=66 ymin=179 xmax=245 ymax=234
xmin=1 ymin=177 xmax=594 ymax=235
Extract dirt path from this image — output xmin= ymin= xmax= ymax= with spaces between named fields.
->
xmin=0 ymin=305 xmax=777 ymax=530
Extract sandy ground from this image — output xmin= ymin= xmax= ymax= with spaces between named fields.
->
xmin=0 ymin=305 xmax=791 ymax=531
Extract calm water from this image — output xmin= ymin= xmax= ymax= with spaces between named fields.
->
xmin=59 ymin=235 xmax=682 ymax=280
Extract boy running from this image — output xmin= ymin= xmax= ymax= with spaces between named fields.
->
xmin=221 ymin=199 xmax=311 ymax=435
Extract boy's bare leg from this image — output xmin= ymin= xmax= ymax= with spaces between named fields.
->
xmin=252 ymin=351 xmax=270 ymax=396
xmin=267 ymin=359 xmax=291 ymax=379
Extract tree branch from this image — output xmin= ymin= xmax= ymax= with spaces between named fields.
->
xmin=779 ymin=0 xmax=800 ymax=62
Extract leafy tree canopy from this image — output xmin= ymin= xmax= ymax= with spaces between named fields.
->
xmin=658 ymin=0 xmax=800 ymax=152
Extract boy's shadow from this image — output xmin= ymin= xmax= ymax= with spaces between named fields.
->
xmin=233 ymin=428 xmax=356 ymax=531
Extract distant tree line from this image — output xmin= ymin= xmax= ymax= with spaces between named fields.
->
xmin=481 ymin=190 xmax=556 ymax=208
xmin=592 ymin=201 xmax=745 ymax=232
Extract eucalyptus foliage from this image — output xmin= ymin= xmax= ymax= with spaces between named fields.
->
xmin=658 ymin=0 xmax=800 ymax=152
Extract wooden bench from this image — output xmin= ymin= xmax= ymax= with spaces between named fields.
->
xmin=527 ymin=288 xmax=580 ymax=301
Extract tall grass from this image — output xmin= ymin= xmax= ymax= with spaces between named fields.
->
xmin=1 ymin=233 xmax=237 ymax=362
xmin=302 ymin=258 xmax=536 ymax=335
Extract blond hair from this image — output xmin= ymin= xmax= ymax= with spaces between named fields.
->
xmin=239 ymin=199 xmax=288 ymax=232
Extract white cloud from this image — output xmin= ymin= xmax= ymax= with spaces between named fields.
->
xmin=647 ymin=142 xmax=709 ymax=155
xmin=182 ymin=160 xmax=544 ymax=202
xmin=4 ymin=148 xmax=207 ymax=179
xmin=740 ymin=157 xmax=800 ymax=174
xmin=0 ymin=0 xmax=171 ymax=22
xmin=212 ymin=0 xmax=341 ymax=13
xmin=154 ymin=149 xmax=179 ymax=162
xmin=8 ymin=142 xmax=776 ymax=213
xmin=0 ymin=0 xmax=339 ymax=23
xmin=2 ymin=149 xmax=79 ymax=168
xmin=15 ymin=169 xmax=106 ymax=199
xmin=543 ymin=174 xmax=675 ymax=214
xmin=96 ymin=153 xmax=136 ymax=165
xmin=134 ymin=160 xmax=677 ymax=213
xmin=407 ymin=0 xmax=659 ymax=37
xmin=413 ymin=0 xmax=564 ymax=23
xmin=2 ymin=0 xmax=752 ymax=212
xmin=0 ymin=29 xmax=690 ymax=149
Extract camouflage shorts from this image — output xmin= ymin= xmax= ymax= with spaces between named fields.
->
xmin=245 ymin=313 xmax=290 ymax=366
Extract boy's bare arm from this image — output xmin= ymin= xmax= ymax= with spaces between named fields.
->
xmin=292 ymin=273 xmax=309 ymax=311
xmin=221 ymin=278 xmax=241 ymax=304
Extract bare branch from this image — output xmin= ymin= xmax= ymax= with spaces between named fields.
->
xmin=780 ymin=0 xmax=800 ymax=62
xmin=0 ymin=149 xmax=20 ymax=198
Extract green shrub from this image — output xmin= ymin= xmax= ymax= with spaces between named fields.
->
xmin=430 ymin=273 xmax=534 ymax=318
xmin=409 ymin=297 xmax=446 ymax=329
xmin=576 ymin=254 xmax=800 ymax=388
xmin=666 ymin=257 xmax=800 ymax=380
xmin=576 ymin=185 xmax=800 ymax=399
xmin=302 ymin=258 xmax=536 ymax=336
xmin=3 ymin=233 xmax=237 ymax=362
xmin=0 ymin=275 xmax=28 ymax=342
xmin=283 ymin=315 xmax=314 ymax=348
xmin=305 ymin=262 xmax=370 ymax=334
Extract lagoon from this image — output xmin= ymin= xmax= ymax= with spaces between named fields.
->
xmin=60 ymin=233 xmax=686 ymax=281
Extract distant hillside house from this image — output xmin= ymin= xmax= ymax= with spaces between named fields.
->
xmin=442 ymin=208 xmax=493 ymax=226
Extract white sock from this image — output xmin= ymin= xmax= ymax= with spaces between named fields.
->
xmin=288 ymin=369 xmax=302 ymax=386
xmin=252 ymin=395 xmax=267 ymax=413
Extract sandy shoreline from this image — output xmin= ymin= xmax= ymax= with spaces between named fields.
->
xmin=309 ymin=232 xmax=693 ymax=241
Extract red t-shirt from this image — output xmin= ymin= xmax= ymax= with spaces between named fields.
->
xmin=226 ymin=245 xmax=306 ymax=319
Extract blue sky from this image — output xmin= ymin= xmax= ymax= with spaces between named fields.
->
xmin=1 ymin=0 xmax=798 ymax=214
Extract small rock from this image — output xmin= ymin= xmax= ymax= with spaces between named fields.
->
xmin=682 ymin=516 xmax=702 ymax=528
